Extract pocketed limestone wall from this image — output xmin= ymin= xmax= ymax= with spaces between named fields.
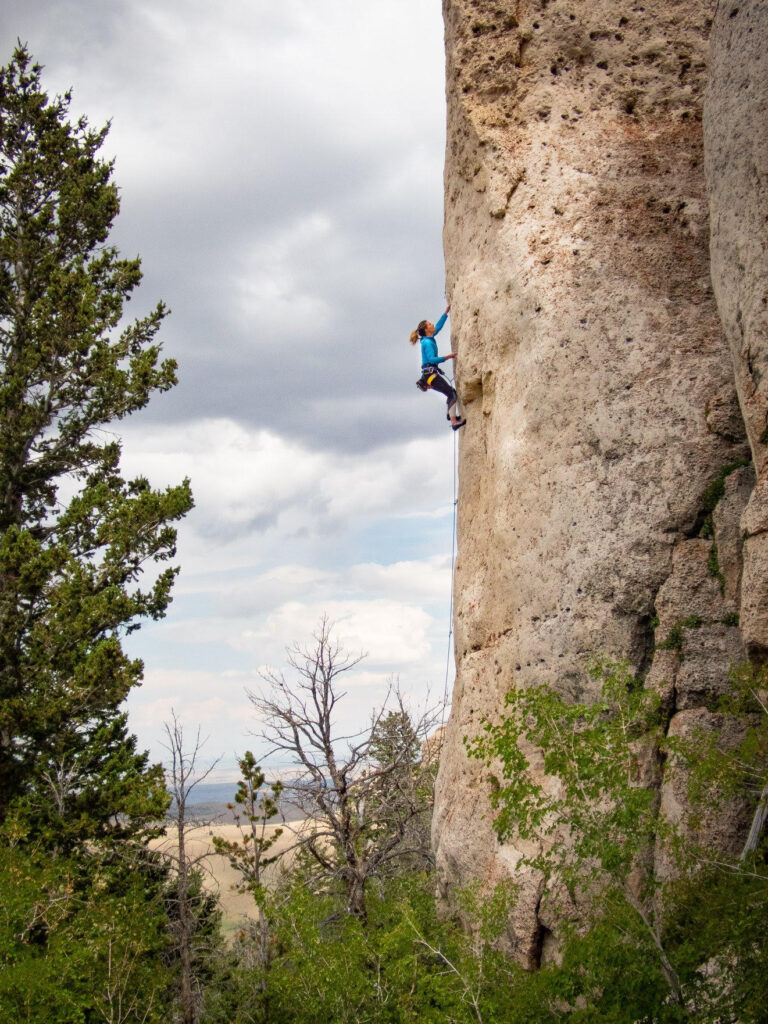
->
xmin=433 ymin=0 xmax=762 ymax=966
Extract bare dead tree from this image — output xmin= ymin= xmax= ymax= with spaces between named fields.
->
xmin=161 ymin=712 xmax=220 ymax=1024
xmin=248 ymin=616 xmax=443 ymax=922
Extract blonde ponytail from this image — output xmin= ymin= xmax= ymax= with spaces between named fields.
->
xmin=409 ymin=329 xmax=420 ymax=345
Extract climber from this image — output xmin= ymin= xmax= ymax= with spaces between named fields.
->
xmin=411 ymin=304 xmax=466 ymax=430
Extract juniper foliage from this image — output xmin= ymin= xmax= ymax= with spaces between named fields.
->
xmin=0 ymin=46 xmax=192 ymax=841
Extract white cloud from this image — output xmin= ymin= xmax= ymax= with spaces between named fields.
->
xmin=345 ymin=557 xmax=451 ymax=602
xmin=243 ymin=597 xmax=433 ymax=666
xmin=133 ymin=564 xmax=449 ymax=670
xmin=168 ymin=558 xmax=450 ymax=617
xmin=126 ymin=668 xmax=258 ymax=764
xmin=128 ymin=586 xmax=449 ymax=768
xmin=119 ymin=417 xmax=454 ymax=553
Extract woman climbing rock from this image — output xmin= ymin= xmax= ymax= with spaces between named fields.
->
xmin=410 ymin=304 xmax=466 ymax=430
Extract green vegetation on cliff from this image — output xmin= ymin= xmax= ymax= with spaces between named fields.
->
xmin=468 ymin=660 xmax=768 ymax=1023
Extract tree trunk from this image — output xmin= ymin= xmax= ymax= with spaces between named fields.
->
xmin=346 ymin=873 xmax=367 ymax=923
xmin=741 ymin=783 xmax=768 ymax=860
xmin=176 ymin=794 xmax=196 ymax=1024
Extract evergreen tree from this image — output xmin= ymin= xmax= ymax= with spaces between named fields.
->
xmin=367 ymin=709 xmax=435 ymax=873
xmin=0 ymin=45 xmax=192 ymax=843
xmin=0 ymin=844 xmax=174 ymax=1024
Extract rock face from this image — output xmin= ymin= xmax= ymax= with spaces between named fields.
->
xmin=433 ymin=0 xmax=766 ymax=966
xmin=705 ymin=0 xmax=768 ymax=656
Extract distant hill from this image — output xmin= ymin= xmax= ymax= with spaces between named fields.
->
xmin=166 ymin=781 xmax=303 ymax=824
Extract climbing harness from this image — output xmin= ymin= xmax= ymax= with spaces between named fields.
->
xmin=416 ymin=364 xmax=445 ymax=391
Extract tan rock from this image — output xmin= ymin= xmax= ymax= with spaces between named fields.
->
xmin=422 ymin=725 xmax=446 ymax=767
xmin=740 ymin=472 xmax=768 ymax=537
xmin=434 ymin=0 xmax=758 ymax=956
xmin=713 ymin=464 xmax=754 ymax=604
xmin=705 ymin=0 xmax=768 ymax=653
xmin=654 ymin=540 xmax=727 ymax=638
xmin=655 ymin=708 xmax=754 ymax=880
xmin=705 ymin=0 xmax=768 ymax=477
xmin=646 ymin=647 xmax=679 ymax=712
xmin=674 ymin=623 xmax=745 ymax=709
xmin=740 ymin=533 xmax=768 ymax=657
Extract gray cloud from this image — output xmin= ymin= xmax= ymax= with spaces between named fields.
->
xmin=5 ymin=0 xmax=451 ymax=450
xmin=1 ymin=0 xmax=456 ymax=767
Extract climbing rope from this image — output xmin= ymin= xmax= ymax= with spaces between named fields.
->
xmin=441 ymin=379 xmax=459 ymax=727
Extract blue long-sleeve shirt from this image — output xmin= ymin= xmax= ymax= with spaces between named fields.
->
xmin=420 ymin=312 xmax=449 ymax=367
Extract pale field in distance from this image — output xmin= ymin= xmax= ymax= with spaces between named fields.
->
xmin=150 ymin=821 xmax=304 ymax=935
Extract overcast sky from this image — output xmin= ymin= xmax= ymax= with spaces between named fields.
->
xmin=2 ymin=0 xmax=457 ymax=778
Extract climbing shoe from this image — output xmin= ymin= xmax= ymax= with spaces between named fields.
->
xmin=452 ymin=418 xmax=466 ymax=431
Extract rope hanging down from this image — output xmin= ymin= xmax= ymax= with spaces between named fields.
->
xmin=441 ymin=379 xmax=459 ymax=726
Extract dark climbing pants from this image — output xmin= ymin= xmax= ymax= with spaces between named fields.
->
xmin=422 ymin=366 xmax=457 ymax=416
